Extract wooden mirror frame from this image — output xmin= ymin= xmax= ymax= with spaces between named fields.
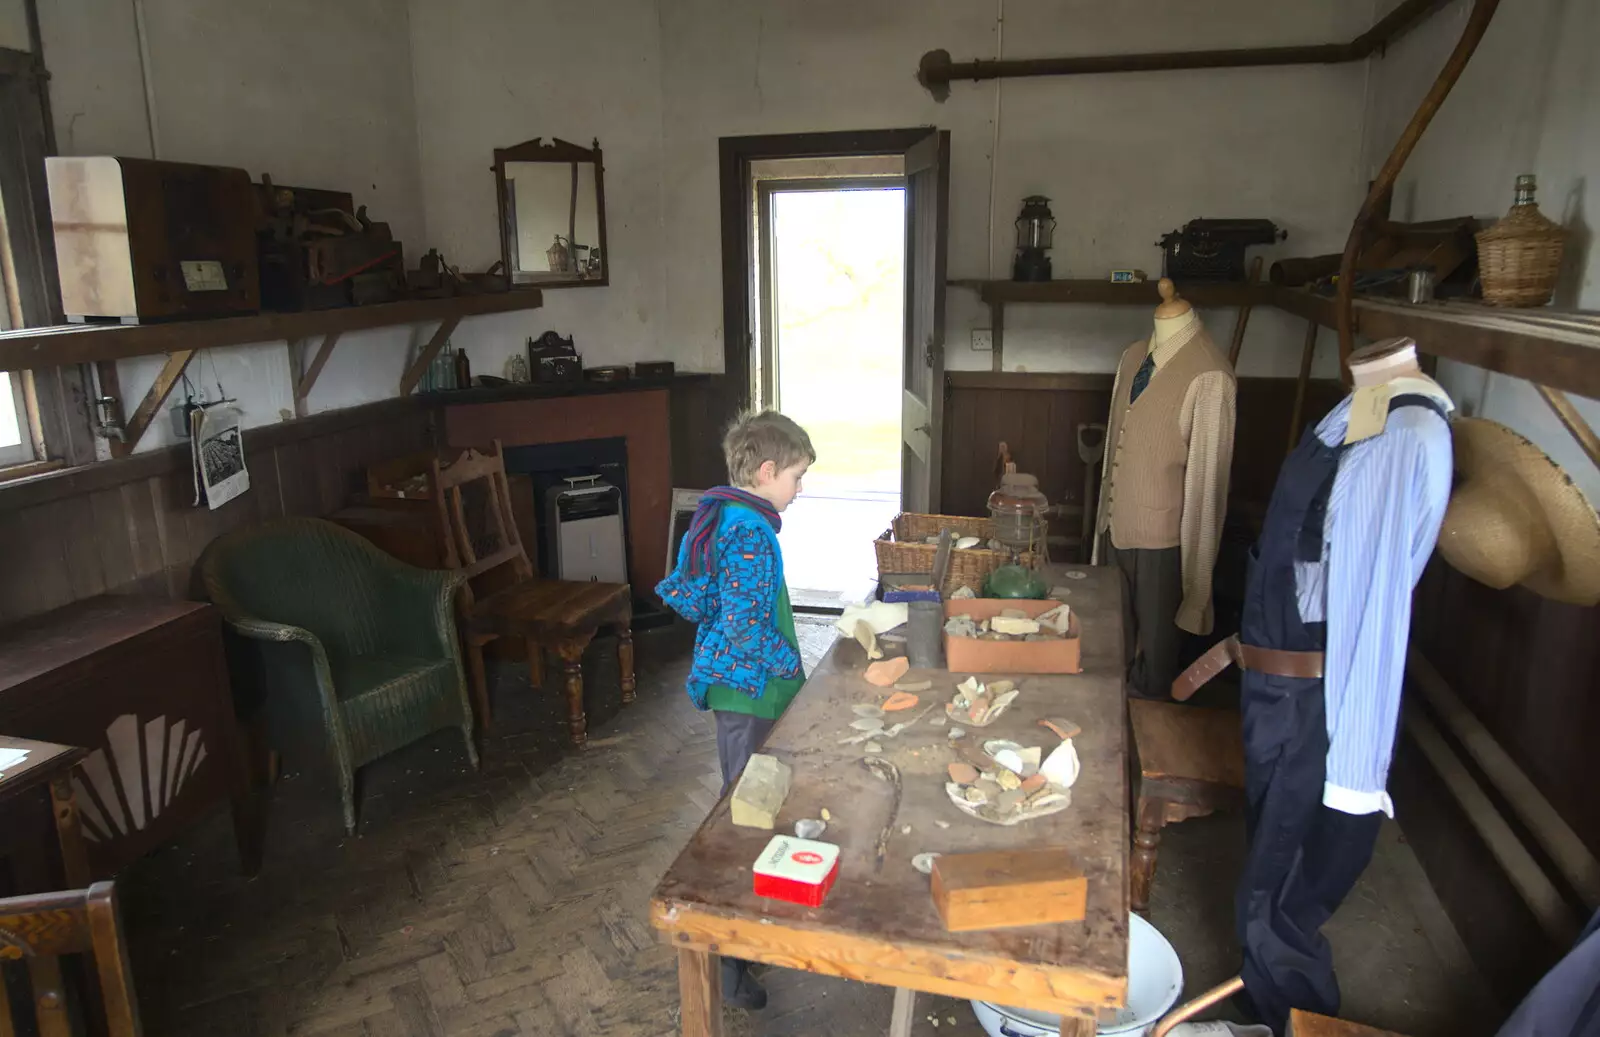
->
xmin=492 ymin=137 xmax=609 ymax=290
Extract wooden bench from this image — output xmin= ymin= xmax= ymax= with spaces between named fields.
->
xmin=1128 ymin=698 xmax=1245 ymax=913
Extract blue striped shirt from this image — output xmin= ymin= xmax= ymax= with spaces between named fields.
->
xmin=1294 ymin=378 xmax=1453 ymax=816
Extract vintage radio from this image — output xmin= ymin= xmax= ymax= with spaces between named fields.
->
xmin=46 ymin=157 xmax=259 ymax=322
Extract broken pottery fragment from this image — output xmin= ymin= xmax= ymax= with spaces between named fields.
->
xmin=912 ymin=852 xmax=941 ymax=875
xmin=1020 ymin=772 xmax=1048 ymax=793
xmin=947 ymin=727 xmax=966 ymax=739
xmin=995 ymin=768 xmax=1022 ymax=791
xmin=883 ymin=691 xmax=919 ymax=711
xmin=852 ymin=703 xmax=884 ymax=718
xmin=853 ymin=619 xmax=883 ymax=661
xmin=990 ymin=615 xmax=1041 ymax=636
xmin=865 ymin=657 xmax=911 ymax=687
xmin=983 ymin=739 xmax=1022 ymax=757
xmin=954 ymin=536 xmax=981 ymax=550
xmin=1036 ymin=603 xmax=1071 ymax=634
xmin=882 ymin=722 xmax=909 ymax=738
xmin=1039 ymin=716 xmax=1082 ymax=741
xmin=1049 ymin=586 xmax=1073 ymax=600
xmin=794 ymin=818 xmax=826 ymax=839
xmin=993 ymin=748 xmax=1027 ymax=775
xmin=894 ymin=679 xmax=933 ymax=692
xmin=996 ymin=789 xmax=1025 ymax=813
xmin=851 ymin=717 xmax=885 ymax=732
xmin=1040 ymin=739 xmax=1082 ymax=788
xmin=950 ymin=585 xmax=976 ymax=599
xmin=962 ymin=786 xmax=987 ymax=805
xmin=943 ymin=616 xmax=979 ymax=639
xmin=865 ymin=741 xmax=883 ymax=754
xmin=947 ymin=762 xmax=979 ymax=785
xmin=975 ymin=777 xmax=1003 ymax=800
xmin=1018 ymin=746 xmax=1043 ymax=775
xmin=987 ymin=680 xmax=1015 ymax=696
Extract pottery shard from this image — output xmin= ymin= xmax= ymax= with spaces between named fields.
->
xmin=974 ymin=778 xmax=1003 ymax=800
xmin=1039 ymin=716 xmax=1082 ymax=740
xmin=996 ymin=789 xmax=1026 ymax=813
xmin=894 ymin=680 xmax=933 ymax=692
xmin=947 ymin=762 xmax=979 ymax=785
xmin=999 ymin=608 xmax=1029 ymax=619
xmin=853 ymin=703 xmax=884 ymax=718
xmin=865 ymin=657 xmax=910 ymax=686
xmin=854 ymin=619 xmax=883 ymax=661
xmin=1020 ymin=772 xmax=1048 ymax=793
xmin=883 ymin=692 xmax=920 ymax=711
xmin=990 ymin=616 xmax=1041 ymax=636
xmin=995 ymin=768 xmax=1022 ymax=791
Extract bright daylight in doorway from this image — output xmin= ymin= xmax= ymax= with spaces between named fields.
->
xmin=765 ymin=186 xmax=905 ymax=608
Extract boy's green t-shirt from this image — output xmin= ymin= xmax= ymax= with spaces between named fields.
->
xmin=704 ymin=582 xmax=805 ymax=719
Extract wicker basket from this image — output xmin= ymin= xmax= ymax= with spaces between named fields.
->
xmin=874 ymin=512 xmax=1038 ymax=597
xmin=1477 ymin=175 xmax=1567 ymax=308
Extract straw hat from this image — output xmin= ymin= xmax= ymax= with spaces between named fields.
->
xmin=1436 ymin=418 xmax=1600 ymax=606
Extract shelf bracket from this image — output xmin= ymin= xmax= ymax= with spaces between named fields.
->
xmin=292 ymin=331 xmax=343 ymax=418
xmin=111 ymin=350 xmax=195 ymax=458
xmin=1535 ymin=384 xmax=1600 ymax=473
xmin=398 ymin=317 xmax=462 ymax=396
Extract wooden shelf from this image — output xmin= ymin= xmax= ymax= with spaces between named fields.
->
xmin=1272 ymin=287 xmax=1600 ymax=400
xmin=951 ymin=278 xmax=1271 ymax=307
xmin=0 ymin=290 xmax=544 ymax=371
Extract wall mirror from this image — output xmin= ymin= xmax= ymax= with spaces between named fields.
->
xmin=493 ymin=137 xmax=609 ymax=289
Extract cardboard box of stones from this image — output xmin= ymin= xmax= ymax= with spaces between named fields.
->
xmin=943 ymin=598 xmax=1079 ymax=674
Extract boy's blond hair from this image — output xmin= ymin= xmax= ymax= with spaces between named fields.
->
xmin=723 ymin=410 xmax=815 ymax=488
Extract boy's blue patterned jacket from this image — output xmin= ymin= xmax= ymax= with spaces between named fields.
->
xmin=655 ymin=503 xmax=802 ymax=709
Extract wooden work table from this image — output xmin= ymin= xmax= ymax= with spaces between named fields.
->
xmin=650 ymin=565 xmax=1128 ymax=1036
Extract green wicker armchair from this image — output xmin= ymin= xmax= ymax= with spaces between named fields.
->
xmin=200 ymin=517 xmax=479 ymax=834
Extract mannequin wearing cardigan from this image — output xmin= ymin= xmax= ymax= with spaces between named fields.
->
xmin=1094 ymin=280 xmax=1236 ymax=697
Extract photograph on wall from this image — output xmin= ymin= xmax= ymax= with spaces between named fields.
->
xmin=190 ymin=403 xmax=250 ymax=510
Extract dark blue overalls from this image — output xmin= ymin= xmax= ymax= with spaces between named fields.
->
xmin=1235 ymin=394 xmax=1448 ymax=1031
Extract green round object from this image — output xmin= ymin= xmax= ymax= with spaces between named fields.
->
xmin=983 ymin=563 xmax=1048 ymax=599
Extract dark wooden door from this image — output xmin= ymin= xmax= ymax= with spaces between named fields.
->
xmin=900 ymin=129 xmax=950 ymax=514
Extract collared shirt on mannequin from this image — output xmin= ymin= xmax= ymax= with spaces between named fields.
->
xmin=1295 ymin=376 xmax=1454 ymax=816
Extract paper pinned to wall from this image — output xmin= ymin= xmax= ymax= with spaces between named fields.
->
xmin=192 ymin=404 xmax=250 ymax=510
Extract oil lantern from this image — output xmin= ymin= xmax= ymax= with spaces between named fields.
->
xmin=1012 ymin=195 xmax=1055 ymax=282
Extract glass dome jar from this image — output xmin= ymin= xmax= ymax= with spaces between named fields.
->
xmin=987 ymin=468 xmax=1049 ymax=558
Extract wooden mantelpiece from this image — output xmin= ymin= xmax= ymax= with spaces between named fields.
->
xmin=442 ymin=388 xmax=674 ymax=592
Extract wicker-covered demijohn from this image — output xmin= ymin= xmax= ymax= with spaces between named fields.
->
xmin=1476 ymin=174 xmax=1567 ymax=307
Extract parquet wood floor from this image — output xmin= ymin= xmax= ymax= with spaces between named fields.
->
xmin=116 ymin=619 xmax=1486 ymax=1037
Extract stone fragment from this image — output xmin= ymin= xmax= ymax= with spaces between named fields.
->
xmin=865 ymin=657 xmax=910 ymax=686
xmin=995 ymin=768 xmax=1022 ymax=791
xmin=864 ymin=741 xmax=883 ymax=754
xmin=894 ymin=679 xmax=933 ymax=692
xmin=954 ymin=536 xmax=981 ymax=549
xmin=794 ymin=818 xmax=826 ymax=839
xmin=1050 ymin=586 xmax=1073 ymax=600
xmin=987 ymin=680 xmax=1015 ymax=696
xmin=947 ymin=762 xmax=979 ymax=785
xmin=975 ymin=777 xmax=1003 ymax=800
xmin=996 ymin=789 xmax=1025 ymax=813
xmin=947 ymin=727 xmax=966 ymax=739
xmin=730 ymin=753 xmax=791 ymax=829
xmin=950 ymin=585 xmax=976 ymax=599
xmin=852 ymin=703 xmax=884 ymax=718
xmin=912 ymin=852 xmax=941 ymax=875
xmin=851 ymin=717 xmax=885 ymax=732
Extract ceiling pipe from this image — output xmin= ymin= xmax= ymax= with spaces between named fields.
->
xmin=917 ymin=0 xmax=1454 ymax=100
xmin=1335 ymin=0 xmax=1500 ymax=375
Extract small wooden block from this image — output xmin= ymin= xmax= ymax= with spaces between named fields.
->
xmin=730 ymin=753 xmax=792 ymax=829
xmin=930 ymin=847 xmax=1087 ymax=932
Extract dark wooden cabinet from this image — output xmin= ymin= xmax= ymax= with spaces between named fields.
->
xmin=0 ymin=597 xmax=261 ymax=880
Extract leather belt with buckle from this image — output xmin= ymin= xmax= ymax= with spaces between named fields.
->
xmin=1171 ymin=634 xmax=1325 ymax=701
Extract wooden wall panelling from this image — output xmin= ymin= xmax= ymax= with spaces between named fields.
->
xmin=669 ymin=375 xmax=736 ymax=490
xmin=0 ymin=397 xmax=435 ymax=626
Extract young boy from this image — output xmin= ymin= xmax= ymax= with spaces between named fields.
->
xmin=656 ymin=409 xmax=813 ymax=1009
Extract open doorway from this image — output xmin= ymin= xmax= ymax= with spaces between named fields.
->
xmin=754 ymin=172 xmax=905 ymax=607
xmin=720 ymin=130 xmax=950 ymax=611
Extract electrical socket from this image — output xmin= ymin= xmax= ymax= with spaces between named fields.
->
xmin=971 ymin=328 xmax=994 ymax=352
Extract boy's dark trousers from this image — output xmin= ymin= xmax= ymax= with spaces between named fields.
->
xmin=715 ymin=711 xmax=776 ymax=795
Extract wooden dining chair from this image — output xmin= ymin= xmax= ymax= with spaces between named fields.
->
xmin=0 ymin=881 xmax=142 ymax=1036
xmin=429 ymin=440 xmax=635 ymax=747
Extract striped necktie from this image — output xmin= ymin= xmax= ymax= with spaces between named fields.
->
xmin=1129 ymin=351 xmax=1156 ymax=404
